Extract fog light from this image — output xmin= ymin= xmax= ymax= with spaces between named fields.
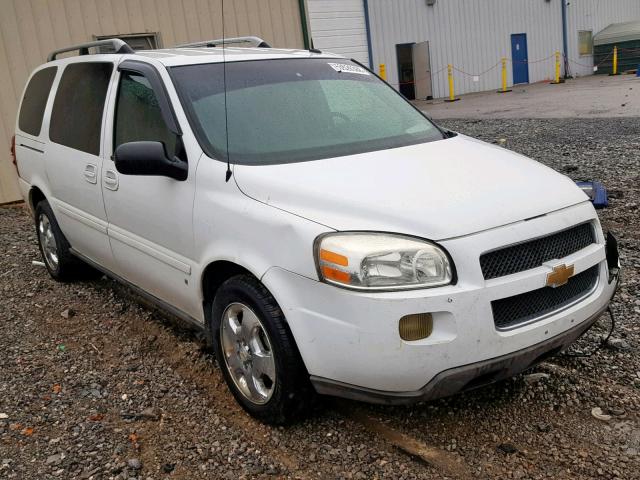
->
xmin=399 ymin=313 xmax=433 ymax=341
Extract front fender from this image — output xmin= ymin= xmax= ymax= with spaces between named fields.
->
xmin=192 ymin=159 xmax=332 ymax=301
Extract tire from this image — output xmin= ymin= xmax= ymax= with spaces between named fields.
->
xmin=211 ymin=274 xmax=315 ymax=424
xmin=35 ymin=200 xmax=98 ymax=282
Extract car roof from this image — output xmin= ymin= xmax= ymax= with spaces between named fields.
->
xmin=132 ymin=46 xmax=343 ymax=67
xmin=43 ymin=38 xmax=348 ymax=70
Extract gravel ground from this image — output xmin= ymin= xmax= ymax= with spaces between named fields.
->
xmin=1 ymin=118 xmax=639 ymax=480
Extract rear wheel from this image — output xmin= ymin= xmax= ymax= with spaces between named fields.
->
xmin=35 ymin=200 xmax=98 ymax=282
xmin=211 ymin=274 xmax=314 ymax=424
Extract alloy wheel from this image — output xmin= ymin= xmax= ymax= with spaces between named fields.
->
xmin=220 ymin=302 xmax=276 ymax=405
xmin=38 ymin=213 xmax=59 ymax=270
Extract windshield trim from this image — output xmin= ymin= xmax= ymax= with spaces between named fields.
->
xmin=169 ymin=57 xmax=448 ymax=165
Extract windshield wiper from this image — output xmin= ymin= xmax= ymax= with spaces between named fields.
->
xmin=443 ymin=129 xmax=457 ymax=138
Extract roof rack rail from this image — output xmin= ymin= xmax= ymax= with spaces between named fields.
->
xmin=47 ymin=39 xmax=134 ymax=62
xmin=176 ymin=36 xmax=271 ymax=49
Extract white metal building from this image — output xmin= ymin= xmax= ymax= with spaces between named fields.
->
xmin=307 ymin=0 xmax=370 ymax=65
xmin=308 ymin=0 xmax=640 ymax=100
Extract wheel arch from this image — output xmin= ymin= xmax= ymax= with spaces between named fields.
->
xmin=29 ymin=186 xmax=47 ymax=217
xmin=201 ymin=260 xmax=254 ymax=341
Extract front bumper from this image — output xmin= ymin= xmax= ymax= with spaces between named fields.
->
xmin=262 ymin=202 xmax=619 ymax=398
xmin=310 ymin=293 xmax=615 ymax=405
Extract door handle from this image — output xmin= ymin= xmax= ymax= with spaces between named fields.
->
xmin=83 ymin=164 xmax=98 ymax=184
xmin=103 ymin=169 xmax=119 ymax=191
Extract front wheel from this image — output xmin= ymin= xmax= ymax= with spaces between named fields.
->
xmin=211 ymin=275 xmax=314 ymax=424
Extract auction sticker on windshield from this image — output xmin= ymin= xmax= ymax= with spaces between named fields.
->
xmin=328 ymin=63 xmax=370 ymax=75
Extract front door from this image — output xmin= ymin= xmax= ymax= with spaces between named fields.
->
xmin=101 ymin=61 xmax=199 ymax=319
xmin=511 ymin=33 xmax=529 ymax=84
xmin=412 ymin=41 xmax=433 ymax=100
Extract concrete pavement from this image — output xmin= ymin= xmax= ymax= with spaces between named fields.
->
xmin=416 ymin=73 xmax=640 ymax=119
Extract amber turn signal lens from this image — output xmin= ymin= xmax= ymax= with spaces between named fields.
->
xmin=321 ymin=265 xmax=351 ymax=284
xmin=399 ymin=313 xmax=433 ymax=341
xmin=319 ymin=249 xmax=349 ymax=266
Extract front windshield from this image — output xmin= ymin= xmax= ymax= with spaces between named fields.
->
xmin=170 ymin=58 xmax=444 ymax=164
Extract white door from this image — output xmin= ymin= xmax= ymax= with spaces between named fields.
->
xmin=101 ymin=62 xmax=199 ymax=318
xmin=412 ymin=41 xmax=432 ymax=100
xmin=308 ymin=0 xmax=370 ymax=65
xmin=44 ymin=60 xmax=117 ymax=271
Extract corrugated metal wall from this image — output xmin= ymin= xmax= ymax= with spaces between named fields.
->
xmin=367 ymin=0 xmax=640 ymax=99
xmin=308 ymin=0 xmax=370 ymax=65
xmin=565 ymin=0 xmax=640 ymax=77
xmin=0 ymin=0 xmax=305 ymax=204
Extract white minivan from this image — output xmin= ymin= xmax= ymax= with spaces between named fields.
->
xmin=13 ymin=38 xmax=619 ymax=424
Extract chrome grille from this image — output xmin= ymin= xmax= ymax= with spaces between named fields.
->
xmin=480 ymin=223 xmax=595 ymax=280
xmin=491 ymin=265 xmax=599 ymax=330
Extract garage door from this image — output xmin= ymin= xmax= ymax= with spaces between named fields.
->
xmin=308 ymin=0 xmax=370 ymax=65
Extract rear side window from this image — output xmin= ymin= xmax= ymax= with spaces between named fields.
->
xmin=50 ymin=62 xmax=113 ymax=155
xmin=18 ymin=67 xmax=57 ymax=136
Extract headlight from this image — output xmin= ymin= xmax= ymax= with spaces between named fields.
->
xmin=315 ymin=232 xmax=453 ymax=290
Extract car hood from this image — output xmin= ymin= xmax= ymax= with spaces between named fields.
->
xmin=233 ymin=134 xmax=587 ymax=240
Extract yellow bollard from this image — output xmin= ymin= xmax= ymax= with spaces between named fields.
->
xmin=502 ymin=57 xmax=507 ymax=91
xmin=445 ymin=64 xmax=459 ymax=102
xmin=611 ymin=46 xmax=619 ymax=75
xmin=551 ymin=51 xmax=564 ymax=84
xmin=497 ymin=57 xmax=511 ymax=93
xmin=379 ymin=63 xmax=386 ymax=80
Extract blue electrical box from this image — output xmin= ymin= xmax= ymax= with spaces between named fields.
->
xmin=575 ymin=181 xmax=608 ymax=209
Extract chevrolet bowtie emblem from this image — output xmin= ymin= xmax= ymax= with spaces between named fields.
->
xmin=546 ymin=264 xmax=575 ymax=288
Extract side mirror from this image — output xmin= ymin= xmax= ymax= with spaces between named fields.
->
xmin=114 ymin=141 xmax=188 ymax=181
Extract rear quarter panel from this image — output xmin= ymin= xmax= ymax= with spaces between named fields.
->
xmin=14 ymin=65 xmax=61 ymax=207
